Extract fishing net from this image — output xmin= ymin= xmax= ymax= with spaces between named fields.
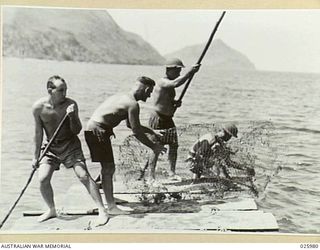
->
xmin=116 ymin=121 xmax=281 ymax=204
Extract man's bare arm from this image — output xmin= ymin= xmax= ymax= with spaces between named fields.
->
xmin=127 ymin=104 xmax=157 ymax=150
xmin=140 ymin=126 xmax=159 ymax=136
xmin=32 ymin=103 xmax=44 ymax=166
xmin=126 ymin=119 xmax=159 ymax=140
xmin=66 ymin=101 xmax=82 ymax=135
xmin=165 ymin=64 xmax=201 ymax=88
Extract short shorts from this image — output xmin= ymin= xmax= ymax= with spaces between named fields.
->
xmin=149 ymin=111 xmax=178 ymax=145
xmin=84 ymin=121 xmax=115 ymax=163
xmin=40 ymin=136 xmax=85 ymax=170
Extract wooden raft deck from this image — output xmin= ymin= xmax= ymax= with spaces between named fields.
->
xmin=10 ymin=181 xmax=279 ymax=232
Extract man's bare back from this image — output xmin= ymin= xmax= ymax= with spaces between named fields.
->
xmin=89 ymin=93 xmax=137 ymax=128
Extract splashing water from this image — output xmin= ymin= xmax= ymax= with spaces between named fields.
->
xmin=117 ymin=121 xmax=281 ymax=204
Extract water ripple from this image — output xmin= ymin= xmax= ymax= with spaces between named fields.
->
xmin=279 ymin=126 xmax=320 ymax=135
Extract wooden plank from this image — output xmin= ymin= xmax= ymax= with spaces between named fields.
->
xmin=112 ymin=194 xmax=258 ymax=211
xmin=201 ymin=198 xmax=258 ymax=211
xmin=17 ymin=210 xmax=278 ymax=232
xmin=22 ymin=206 xmax=259 ymax=217
xmin=67 ymin=182 xmax=255 ymax=206
xmin=105 ymin=211 xmax=279 ymax=231
xmin=112 ymin=176 xmax=254 ymax=194
xmin=62 ymin=184 xmax=128 ymax=211
xmin=23 ymin=209 xmax=98 ymax=216
xmin=63 ymin=184 xmax=97 ymax=210
xmin=19 ymin=183 xmax=277 ymax=232
xmin=26 ymin=182 xmax=258 ymax=220
xmin=10 ymin=216 xmax=95 ymax=231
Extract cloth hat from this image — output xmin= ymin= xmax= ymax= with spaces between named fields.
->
xmin=223 ymin=123 xmax=238 ymax=138
xmin=165 ymin=58 xmax=185 ymax=68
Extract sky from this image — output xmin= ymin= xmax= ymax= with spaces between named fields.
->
xmin=108 ymin=9 xmax=320 ymax=73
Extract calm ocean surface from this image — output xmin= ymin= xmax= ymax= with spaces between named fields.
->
xmin=1 ymin=57 xmax=320 ymax=234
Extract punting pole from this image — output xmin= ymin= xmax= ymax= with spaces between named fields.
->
xmin=0 ymin=112 xmax=69 ymax=229
xmin=175 ymin=11 xmax=226 ymax=110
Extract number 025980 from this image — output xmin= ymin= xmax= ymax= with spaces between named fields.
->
xmin=300 ymin=244 xmax=319 ymax=248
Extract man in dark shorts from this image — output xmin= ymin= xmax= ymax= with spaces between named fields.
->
xmin=148 ymin=58 xmax=200 ymax=181
xmin=85 ymin=76 xmax=166 ymax=215
xmin=32 ymin=75 xmax=109 ymax=225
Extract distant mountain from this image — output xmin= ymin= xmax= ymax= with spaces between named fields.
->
xmin=165 ymin=39 xmax=256 ymax=71
xmin=2 ymin=8 xmax=165 ymax=65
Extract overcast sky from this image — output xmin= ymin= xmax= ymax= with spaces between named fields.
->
xmin=108 ymin=9 xmax=320 ymax=74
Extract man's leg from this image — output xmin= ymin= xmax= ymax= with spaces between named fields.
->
xmin=191 ymin=173 xmax=202 ymax=184
xmin=168 ymin=143 xmax=178 ymax=176
xmin=166 ymin=127 xmax=180 ymax=179
xmin=221 ymin=164 xmax=231 ymax=179
xmin=148 ymin=151 xmax=160 ymax=181
xmin=100 ymin=161 xmax=129 ymax=215
xmin=37 ymin=163 xmax=57 ymax=222
xmin=73 ymin=162 xmax=109 ymax=226
xmin=168 ymin=143 xmax=183 ymax=181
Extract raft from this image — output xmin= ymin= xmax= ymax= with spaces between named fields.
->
xmin=10 ymin=179 xmax=279 ymax=232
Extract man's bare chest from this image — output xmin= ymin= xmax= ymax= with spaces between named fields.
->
xmin=40 ymin=104 xmax=66 ymax=124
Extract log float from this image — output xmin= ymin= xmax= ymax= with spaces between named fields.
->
xmin=17 ymin=182 xmax=279 ymax=232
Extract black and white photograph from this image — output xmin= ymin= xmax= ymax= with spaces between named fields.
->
xmin=0 ymin=5 xmax=319 ymax=237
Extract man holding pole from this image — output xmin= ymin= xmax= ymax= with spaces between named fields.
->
xmin=148 ymin=59 xmax=200 ymax=181
xmin=146 ymin=12 xmax=225 ymax=182
xmin=32 ymin=75 xmax=109 ymax=225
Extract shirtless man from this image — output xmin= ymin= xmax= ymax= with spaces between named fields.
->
xmin=85 ymin=76 xmax=166 ymax=215
xmin=148 ymin=58 xmax=200 ymax=181
xmin=32 ymin=75 xmax=109 ymax=225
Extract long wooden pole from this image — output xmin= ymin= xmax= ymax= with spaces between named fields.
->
xmin=138 ymin=12 xmax=226 ymax=180
xmin=0 ymin=113 xmax=69 ymax=229
xmin=176 ymin=11 xmax=226 ymax=105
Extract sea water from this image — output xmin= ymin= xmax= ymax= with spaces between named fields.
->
xmin=1 ymin=57 xmax=320 ymax=233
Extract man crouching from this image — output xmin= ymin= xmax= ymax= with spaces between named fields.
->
xmin=186 ymin=124 xmax=239 ymax=182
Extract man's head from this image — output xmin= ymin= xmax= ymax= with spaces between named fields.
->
xmin=134 ymin=76 xmax=155 ymax=102
xmin=221 ymin=123 xmax=238 ymax=142
xmin=165 ymin=58 xmax=185 ymax=80
xmin=47 ymin=75 xmax=67 ymax=103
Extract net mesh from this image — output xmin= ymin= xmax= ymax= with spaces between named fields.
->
xmin=116 ymin=121 xmax=282 ymax=204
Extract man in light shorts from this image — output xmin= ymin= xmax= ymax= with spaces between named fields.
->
xmin=32 ymin=75 xmax=109 ymax=225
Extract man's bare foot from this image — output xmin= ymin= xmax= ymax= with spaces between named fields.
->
xmin=191 ymin=176 xmax=200 ymax=185
xmin=191 ymin=179 xmax=198 ymax=185
xmin=94 ymin=209 xmax=110 ymax=227
xmin=147 ymin=178 xmax=155 ymax=184
xmin=108 ymin=206 xmax=130 ymax=215
xmin=168 ymin=171 xmax=175 ymax=177
xmin=169 ymin=174 xmax=182 ymax=182
xmin=147 ymin=178 xmax=163 ymax=187
xmin=37 ymin=208 xmax=57 ymax=222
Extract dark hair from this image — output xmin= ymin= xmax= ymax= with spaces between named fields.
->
xmin=47 ymin=75 xmax=66 ymax=89
xmin=136 ymin=76 xmax=155 ymax=87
